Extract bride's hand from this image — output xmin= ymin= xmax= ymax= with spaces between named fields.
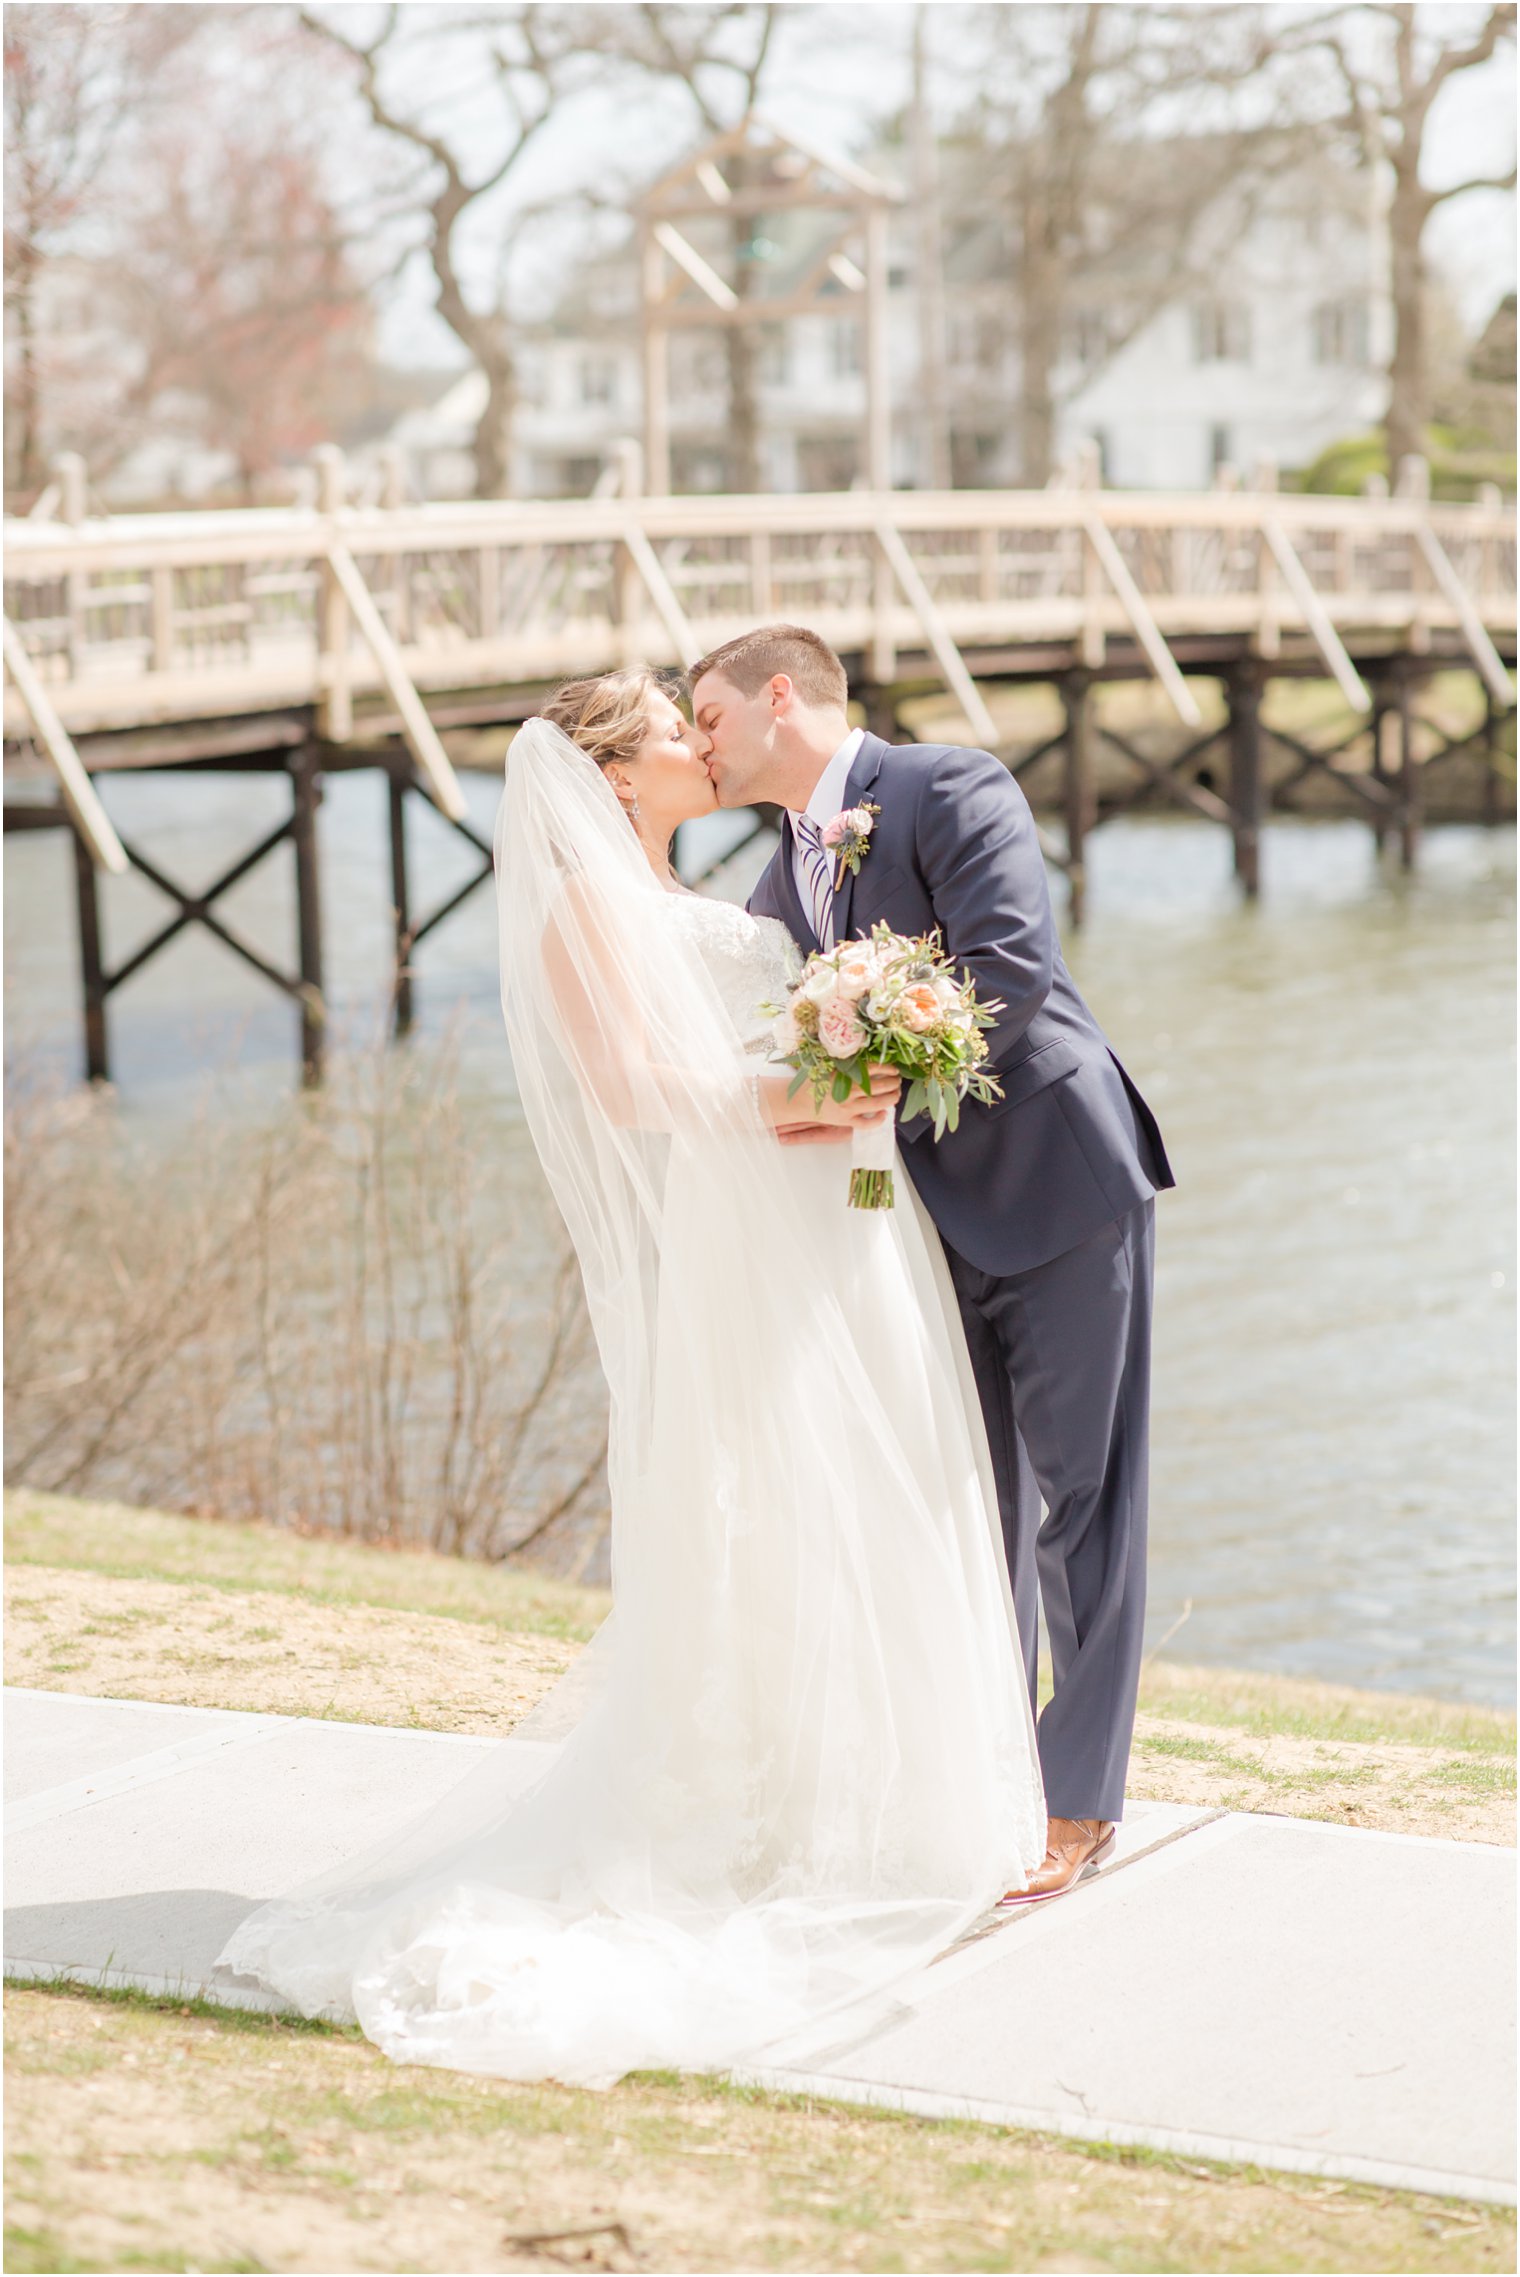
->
xmin=757 ymin=1063 xmax=899 ymax=1140
xmin=810 ymin=1063 xmax=902 ymax=1128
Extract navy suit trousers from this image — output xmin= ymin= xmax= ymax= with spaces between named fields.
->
xmin=945 ymin=1199 xmax=1155 ymax=1825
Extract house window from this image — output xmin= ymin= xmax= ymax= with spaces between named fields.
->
xmin=797 ymin=434 xmax=860 ymax=491
xmin=948 ymin=310 xmax=1003 ymax=374
xmin=830 ymin=320 xmax=862 ymax=379
xmin=1070 ymin=309 xmax=1112 ymax=367
xmin=670 ymin=338 xmax=726 ymax=398
xmin=1312 ymin=299 xmax=1369 ymax=366
xmin=1089 ymin=429 xmax=1112 ymax=483
xmin=579 ymin=353 xmax=618 ymax=407
xmin=1209 ymin=423 xmax=1233 ymax=476
xmin=758 ymin=327 xmax=790 ymax=386
xmin=1192 ymin=303 xmax=1252 ymax=363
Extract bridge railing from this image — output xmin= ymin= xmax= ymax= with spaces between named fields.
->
xmin=5 ymin=484 xmax=1515 ymax=757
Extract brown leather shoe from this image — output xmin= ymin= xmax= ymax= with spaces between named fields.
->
xmin=998 ymin=1816 xmax=1116 ymax=1906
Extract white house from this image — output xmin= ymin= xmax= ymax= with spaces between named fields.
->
xmin=371 ymin=137 xmax=1392 ymax=500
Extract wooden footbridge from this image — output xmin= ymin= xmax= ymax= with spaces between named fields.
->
xmin=4 ymin=449 xmax=1514 ymax=1085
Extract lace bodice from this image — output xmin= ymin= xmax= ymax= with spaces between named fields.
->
xmin=664 ymin=894 xmax=798 ymax=1052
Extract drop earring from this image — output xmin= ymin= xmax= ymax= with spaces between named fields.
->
xmin=629 ymin=793 xmax=641 ymax=823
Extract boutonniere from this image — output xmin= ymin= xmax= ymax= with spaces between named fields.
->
xmin=820 ymin=802 xmax=881 ymax=891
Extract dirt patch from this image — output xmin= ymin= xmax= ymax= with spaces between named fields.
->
xmin=1128 ymin=1713 xmax=1514 ymax=1846
xmin=6 ymin=1986 xmax=1512 ymax=2276
xmin=8 ymin=1562 xmax=1511 ymax=1842
xmin=5 ymin=1567 xmax=575 ymax=1736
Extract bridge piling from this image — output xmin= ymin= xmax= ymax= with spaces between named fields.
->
xmin=1370 ymin=686 xmax=1395 ymax=859
xmin=1228 ymin=662 xmax=1265 ymax=898
xmin=1484 ymin=689 xmax=1505 ymax=830
xmin=1062 ymin=670 xmax=1096 ymax=928
xmin=1396 ymin=666 xmax=1422 ymax=872
xmin=387 ymin=755 xmax=415 ymax=1040
xmin=71 ymin=822 xmax=109 ymax=1084
xmin=292 ymin=746 xmax=326 ymax=1087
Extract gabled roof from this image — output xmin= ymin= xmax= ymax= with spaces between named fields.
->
xmin=634 ymin=114 xmax=900 ymax=218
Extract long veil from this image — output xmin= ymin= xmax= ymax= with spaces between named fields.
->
xmin=214 ymin=719 xmax=1045 ymax=2086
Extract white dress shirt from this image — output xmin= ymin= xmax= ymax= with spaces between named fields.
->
xmin=788 ymin=726 xmax=864 ymax=947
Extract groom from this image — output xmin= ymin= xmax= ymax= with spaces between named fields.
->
xmin=690 ymin=624 xmax=1174 ymax=1903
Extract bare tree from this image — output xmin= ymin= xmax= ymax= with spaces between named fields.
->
xmin=1290 ymin=3 xmax=1517 ymax=470
xmin=4 ymin=5 xmax=380 ymax=505
xmin=4 ymin=1037 xmax=609 ymax=1567
xmin=2 ymin=3 xmax=196 ymax=499
xmin=298 ymin=4 xmax=579 ymax=499
xmin=962 ymin=4 xmax=1294 ymax=487
xmin=117 ymin=121 xmax=371 ymax=499
xmin=563 ymin=3 xmax=778 ymax=491
xmin=911 ymin=4 xmax=952 ymax=492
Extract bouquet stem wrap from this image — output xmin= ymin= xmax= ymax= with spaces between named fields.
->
xmin=849 ymin=1109 xmax=897 ymax=1210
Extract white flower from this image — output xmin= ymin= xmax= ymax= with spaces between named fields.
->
xmin=771 ymin=1004 xmax=802 ymax=1053
xmin=821 ymin=806 xmax=875 ymax=849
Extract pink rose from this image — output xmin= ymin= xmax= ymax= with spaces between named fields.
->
xmin=821 ymin=807 xmax=874 ymax=849
xmin=818 ymin=998 xmax=869 ymax=1059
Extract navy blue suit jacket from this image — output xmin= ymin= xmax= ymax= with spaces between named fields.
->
xmin=747 ymin=734 xmax=1174 ymax=1276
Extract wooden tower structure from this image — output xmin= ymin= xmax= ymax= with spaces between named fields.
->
xmin=635 ymin=117 xmax=902 ymax=496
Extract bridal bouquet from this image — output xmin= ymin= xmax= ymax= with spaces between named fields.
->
xmin=764 ymin=924 xmax=1005 ymax=1209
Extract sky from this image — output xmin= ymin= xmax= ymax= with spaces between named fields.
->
xmin=298 ymin=1 xmax=1517 ymax=368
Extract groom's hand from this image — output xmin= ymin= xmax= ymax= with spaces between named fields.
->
xmin=774 ymin=1122 xmax=853 ymax=1147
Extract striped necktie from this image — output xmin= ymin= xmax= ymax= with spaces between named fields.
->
xmin=794 ymin=815 xmax=835 ymax=949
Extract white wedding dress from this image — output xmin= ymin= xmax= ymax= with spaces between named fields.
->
xmin=214 ymin=721 xmax=1046 ymax=2086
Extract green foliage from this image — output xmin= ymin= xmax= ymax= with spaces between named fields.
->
xmin=1292 ymin=426 xmax=1516 ymax=501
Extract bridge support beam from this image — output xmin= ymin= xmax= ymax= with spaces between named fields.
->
xmin=1062 ymin=669 xmax=1096 ymax=928
xmin=292 ymin=745 xmax=326 ymax=1087
xmin=1484 ymin=689 xmax=1506 ymax=829
xmin=1228 ymin=661 xmax=1265 ymax=899
xmin=72 ymin=822 xmax=110 ymax=1083
xmin=1396 ymin=664 xmax=1421 ymax=873
xmin=387 ymin=756 xmax=415 ymax=1039
xmin=1370 ymin=683 xmax=1395 ymax=859
xmin=861 ymin=683 xmax=900 ymax=745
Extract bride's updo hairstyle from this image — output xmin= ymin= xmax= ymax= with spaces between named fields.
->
xmin=539 ymin=669 xmax=660 ymax=777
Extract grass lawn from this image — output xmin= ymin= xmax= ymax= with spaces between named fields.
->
xmin=5 ymin=1981 xmax=1514 ymax=2277
xmin=4 ymin=1488 xmax=1515 ymax=2274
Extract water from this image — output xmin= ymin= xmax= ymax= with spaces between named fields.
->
xmin=5 ymin=772 xmax=1514 ymax=1706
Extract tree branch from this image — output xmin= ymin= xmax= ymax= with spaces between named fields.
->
xmin=1427 ymin=162 xmax=1518 ymax=204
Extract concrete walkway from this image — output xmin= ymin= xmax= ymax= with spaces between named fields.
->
xmin=6 ymin=1687 xmax=1514 ymax=2206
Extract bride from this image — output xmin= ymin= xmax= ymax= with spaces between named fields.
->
xmin=214 ymin=668 xmax=1046 ymax=2087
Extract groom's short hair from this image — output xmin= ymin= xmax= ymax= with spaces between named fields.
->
xmin=688 ymin=625 xmax=848 ymax=712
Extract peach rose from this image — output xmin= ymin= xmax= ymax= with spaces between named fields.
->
xmin=899 ymin=983 xmax=944 ymax=1034
xmin=834 ymin=951 xmax=879 ymax=1001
